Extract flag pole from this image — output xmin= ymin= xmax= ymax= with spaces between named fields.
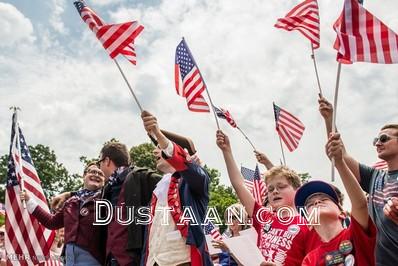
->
xmin=331 ymin=62 xmax=342 ymax=182
xmin=113 ymin=59 xmax=143 ymax=112
xmin=182 ymin=37 xmax=220 ymax=130
xmin=310 ymin=43 xmax=323 ymax=97
xmin=278 ymin=136 xmax=287 ymax=166
xmin=10 ymin=107 xmax=26 ymax=208
xmin=236 ymin=126 xmax=256 ymax=150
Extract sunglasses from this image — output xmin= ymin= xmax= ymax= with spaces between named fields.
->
xmin=373 ymin=134 xmax=398 ymax=146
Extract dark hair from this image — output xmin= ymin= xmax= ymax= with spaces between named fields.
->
xmin=83 ymin=162 xmax=98 ymax=175
xmin=100 ymin=142 xmax=130 ymax=167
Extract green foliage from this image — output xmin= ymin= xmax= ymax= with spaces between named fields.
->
xmin=129 ymin=142 xmax=157 ymax=171
xmin=206 ymin=166 xmax=238 ymax=232
xmin=298 ymin=172 xmax=312 ymax=184
xmin=0 ymin=144 xmax=83 ymax=202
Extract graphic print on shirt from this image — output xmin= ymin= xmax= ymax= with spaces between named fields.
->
xmin=371 ymin=174 xmax=398 ymax=207
xmin=259 ymin=224 xmax=301 ymax=264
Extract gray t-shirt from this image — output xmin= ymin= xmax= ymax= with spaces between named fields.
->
xmin=359 ymin=164 xmax=398 ymax=266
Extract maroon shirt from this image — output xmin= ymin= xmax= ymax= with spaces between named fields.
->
xmin=32 ymin=195 xmax=105 ymax=264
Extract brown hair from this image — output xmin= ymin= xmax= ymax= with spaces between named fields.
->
xmin=100 ymin=142 xmax=130 ymax=167
xmin=264 ymin=166 xmax=301 ymax=189
xmin=83 ymin=162 xmax=98 ymax=175
xmin=381 ymin=124 xmax=398 ymax=136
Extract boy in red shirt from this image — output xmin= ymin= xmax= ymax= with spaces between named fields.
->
xmin=216 ymin=130 xmax=311 ymax=265
xmin=295 ymin=132 xmax=376 ymax=266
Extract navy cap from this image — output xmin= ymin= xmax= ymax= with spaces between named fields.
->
xmin=295 ymin=180 xmax=339 ymax=209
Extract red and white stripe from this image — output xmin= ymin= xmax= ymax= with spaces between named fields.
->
xmin=333 ymin=0 xmax=398 ymax=64
xmin=274 ymin=105 xmax=305 ymax=152
xmin=79 ymin=3 xmax=143 ymax=65
xmin=175 ymin=65 xmax=210 ymax=112
xmin=372 ymin=160 xmax=388 ymax=171
xmin=275 ymin=0 xmax=320 ymax=48
xmin=6 ymin=130 xmax=55 ymax=265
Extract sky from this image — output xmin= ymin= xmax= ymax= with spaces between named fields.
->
xmin=0 ymin=0 xmax=397 ymax=209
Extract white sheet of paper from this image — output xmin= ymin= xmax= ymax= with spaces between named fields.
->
xmin=223 ymin=235 xmax=264 ymax=266
xmin=238 ymin=227 xmax=258 ymax=244
xmin=205 ymin=235 xmax=222 ymax=255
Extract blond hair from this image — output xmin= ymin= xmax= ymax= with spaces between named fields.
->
xmin=264 ymin=166 xmax=301 ymax=189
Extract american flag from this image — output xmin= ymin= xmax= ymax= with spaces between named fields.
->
xmin=275 ymin=0 xmax=320 ymax=49
xmin=203 ymin=221 xmax=222 ymax=241
xmin=333 ymin=0 xmax=398 ymax=64
xmin=372 ymin=160 xmax=388 ymax=171
xmin=175 ymin=38 xmax=210 ymax=113
xmin=5 ymin=113 xmax=55 ymax=265
xmin=213 ymin=106 xmax=237 ymax=128
xmin=241 ymin=165 xmax=267 ymax=204
xmin=74 ymin=0 xmax=144 ymax=65
xmin=273 ymin=103 xmax=305 ymax=152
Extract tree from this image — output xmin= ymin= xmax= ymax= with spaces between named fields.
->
xmin=298 ymin=172 xmax=312 ymax=184
xmin=206 ymin=166 xmax=238 ymax=232
xmin=129 ymin=142 xmax=158 ymax=172
xmin=0 ymin=144 xmax=83 ymax=202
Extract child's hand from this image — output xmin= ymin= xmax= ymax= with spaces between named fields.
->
xmin=318 ymin=96 xmax=333 ymax=121
xmin=326 ymin=133 xmax=344 ymax=163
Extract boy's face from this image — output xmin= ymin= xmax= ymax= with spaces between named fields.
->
xmin=267 ymin=175 xmax=297 ymax=209
xmin=375 ymin=128 xmax=398 ymax=161
xmin=83 ymin=165 xmax=105 ymax=191
xmin=305 ymin=193 xmax=340 ymax=221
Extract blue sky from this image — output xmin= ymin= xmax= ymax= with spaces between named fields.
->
xmin=0 ymin=0 xmax=397 ymax=209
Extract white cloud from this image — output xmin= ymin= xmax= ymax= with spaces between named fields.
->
xmin=0 ymin=2 xmax=35 ymax=47
xmin=48 ymin=0 xmax=69 ymax=34
xmin=0 ymin=0 xmax=397 ymax=210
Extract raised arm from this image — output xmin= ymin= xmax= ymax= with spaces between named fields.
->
xmin=254 ymin=150 xmax=274 ymax=170
xmin=319 ymin=96 xmax=361 ymax=181
xmin=216 ymin=130 xmax=255 ymax=216
xmin=326 ymin=133 xmax=369 ymax=230
xmin=20 ymin=190 xmax=64 ymax=230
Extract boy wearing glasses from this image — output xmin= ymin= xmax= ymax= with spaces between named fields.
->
xmin=319 ymin=97 xmax=398 ymax=265
xmin=20 ymin=163 xmax=106 ymax=265
xmin=295 ymin=132 xmax=376 ymax=266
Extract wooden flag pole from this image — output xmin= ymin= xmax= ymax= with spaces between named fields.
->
xmin=331 ymin=62 xmax=342 ymax=182
xmin=113 ymin=59 xmax=143 ymax=112
xmin=311 ymin=43 xmax=323 ymax=97
xmin=182 ymin=37 xmax=220 ymax=130
xmin=237 ymin=126 xmax=256 ymax=150
xmin=278 ymin=136 xmax=287 ymax=166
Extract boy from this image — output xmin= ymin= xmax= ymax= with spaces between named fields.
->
xmin=216 ymin=130 xmax=311 ymax=265
xmin=295 ymin=132 xmax=376 ymax=266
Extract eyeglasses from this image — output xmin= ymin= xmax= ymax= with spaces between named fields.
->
xmin=373 ymin=134 xmax=398 ymax=146
xmin=86 ymin=169 xmax=104 ymax=177
xmin=96 ymin=157 xmax=105 ymax=167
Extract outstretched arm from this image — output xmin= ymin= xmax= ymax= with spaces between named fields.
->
xmin=216 ymin=130 xmax=255 ymax=216
xmin=319 ymin=96 xmax=361 ymax=182
xmin=326 ymin=133 xmax=369 ymax=230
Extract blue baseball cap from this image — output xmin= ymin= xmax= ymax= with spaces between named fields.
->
xmin=295 ymin=180 xmax=339 ymax=210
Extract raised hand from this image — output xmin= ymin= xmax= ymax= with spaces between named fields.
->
xmin=216 ymin=130 xmax=231 ymax=153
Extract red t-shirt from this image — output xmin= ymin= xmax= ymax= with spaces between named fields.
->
xmin=252 ymin=202 xmax=310 ymax=265
xmin=302 ymin=217 xmax=376 ymax=266
xmin=285 ymin=226 xmax=321 ymax=266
